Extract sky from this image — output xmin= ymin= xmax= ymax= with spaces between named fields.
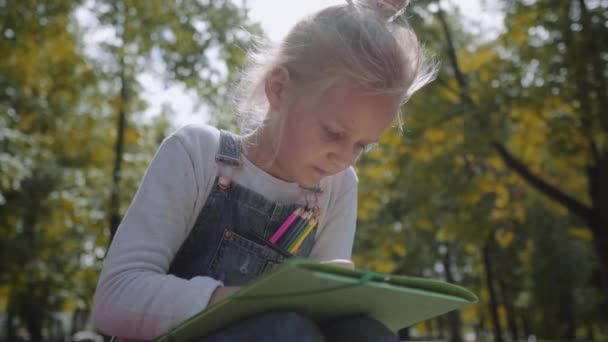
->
xmin=137 ymin=0 xmax=503 ymax=127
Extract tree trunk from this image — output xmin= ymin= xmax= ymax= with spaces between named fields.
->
xmin=6 ymin=297 xmax=16 ymax=342
xmin=497 ymin=277 xmax=519 ymax=341
xmin=442 ymin=246 xmax=463 ymax=342
xmin=586 ymin=322 xmax=595 ymax=342
xmin=475 ymin=315 xmax=485 ymax=341
xmin=436 ymin=316 xmax=446 ymax=339
xmin=72 ymin=307 xmax=90 ymax=335
xmin=483 ymin=243 xmax=504 ymax=342
xmin=436 ymin=9 xmax=473 ymax=107
xmin=108 ymin=8 xmax=129 ymax=243
xmin=24 ymin=282 xmax=43 ymax=342
xmin=520 ymin=313 xmax=531 ymax=339
xmin=561 ymin=290 xmax=577 ymax=340
xmin=22 ymin=175 xmax=43 ymax=342
xmin=109 ymin=62 xmax=127 ymax=241
xmin=505 ymin=306 xmax=519 ymax=342
xmin=588 ymin=152 xmax=608 ymax=299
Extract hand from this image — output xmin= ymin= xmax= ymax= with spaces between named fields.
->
xmin=209 ymin=286 xmax=241 ymax=306
xmin=321 ymin=259 xmax=355 ymax=269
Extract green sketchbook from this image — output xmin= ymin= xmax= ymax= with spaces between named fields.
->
xmin=154 ymin=259 xmax=478 ymax=341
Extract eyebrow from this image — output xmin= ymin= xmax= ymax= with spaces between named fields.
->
xmin=328 ymin=119 xmax=380 ymax=145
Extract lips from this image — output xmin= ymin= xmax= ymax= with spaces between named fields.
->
xmin=313 ymin=166 xmax=329 ymax=177
xmin=313 ymin=166 xmax=331 ymax=177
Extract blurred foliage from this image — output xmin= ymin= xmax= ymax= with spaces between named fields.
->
xmin=0 ymin=0 xmax=258 ymax=340
xmin=355 ymin=0 xmax=608 ymax=341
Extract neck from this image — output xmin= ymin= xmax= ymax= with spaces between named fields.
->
xmin=242 ymin=124 xmax=294 ymax=183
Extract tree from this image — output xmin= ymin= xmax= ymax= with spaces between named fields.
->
xmin=0 ymin=1 xmax=259 ymax=339
xmin=0 ymin=0 xmax=100 ymax=339
xmin=82 ymin=0 xmax=261 ymax=241
xmin=492 ymin=0 xmax=608 ymax=300
xmin=354 ymin=0 xmax=607 ymax=339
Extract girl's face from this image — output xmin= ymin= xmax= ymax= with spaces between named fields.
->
xmin=272 ymin=82 xmax=400 ymax=187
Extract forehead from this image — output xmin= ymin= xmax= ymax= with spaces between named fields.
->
xmin=314 ymin=83 xmax=400 ymax=131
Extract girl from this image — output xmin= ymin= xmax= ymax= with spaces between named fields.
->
xmin=93 ymin=0 xmax=436 ymax=341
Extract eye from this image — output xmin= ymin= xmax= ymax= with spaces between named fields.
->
xmin=324 ymin=126 xmax=343 ymax=140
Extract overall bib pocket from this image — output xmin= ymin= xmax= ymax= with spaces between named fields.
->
xmin=208 ymin=228 xmax=286 ymax=286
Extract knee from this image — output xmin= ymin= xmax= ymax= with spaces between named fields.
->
xmin=322 ymin=316 xmax=398 ymax=342
xmin=265 ymin=311 xmax=325 ymax=342
xmin=356 ymin=317 xmax=397 ymax=341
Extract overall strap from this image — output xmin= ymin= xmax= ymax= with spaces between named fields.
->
xmin=214 ymin=130 xmax=242 ymax=189
xmin=215 ymin=130 xmax=242 ymax=167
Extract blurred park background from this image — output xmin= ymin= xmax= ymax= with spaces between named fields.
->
xmin=1 ymin=0 xmax=607 ymax=341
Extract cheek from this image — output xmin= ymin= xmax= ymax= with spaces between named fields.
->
xmin=282 ymin=132 xmax=312 ymax=156
xmin=277 ymin=131 xmax=322 ymax=165
xmin=280 ymin=114 xmax=322 ymax=159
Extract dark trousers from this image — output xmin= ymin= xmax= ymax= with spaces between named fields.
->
xmin=197 ymin=311 xmax=399 ymax=342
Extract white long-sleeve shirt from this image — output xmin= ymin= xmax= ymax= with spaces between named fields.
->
xmin=92 ymin=124 xmax=358 ymax=340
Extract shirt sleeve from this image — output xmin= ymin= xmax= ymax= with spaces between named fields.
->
xmin=309 ymin=169 xmax=358 ymax=261
xmin=92 ymin=133 xmax=223 ymax=341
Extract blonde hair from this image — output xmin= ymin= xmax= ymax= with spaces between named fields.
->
xmin=234 ymin=0 xmax=437 ymax=134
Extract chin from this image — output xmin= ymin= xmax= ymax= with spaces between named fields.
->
xmin=297 ymin=174 xmax=323 ymax=188
xmin=298 ymin=179 xmax=319 ymax=188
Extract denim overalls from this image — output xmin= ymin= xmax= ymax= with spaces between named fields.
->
xmin=168 ymin=130 xmax=317 ymax=286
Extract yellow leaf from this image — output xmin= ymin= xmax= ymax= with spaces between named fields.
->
xmin=479 ymin=287 xmax=490 ymax=302
xmin=392 ymin=244 xmax=407 ymax=257
xmin=461 ymin=191 xmax=482 ymax=205
xmin=63 ymin=297 xmax=77 ymax=312
xmin=373 ymin=260 xmax=396 ymax=273
xmin=436 ymin=228 xmax=450 ymax=242
xmin=464 ymin=243 xmax=477 ymax=255
xmin=490 ymin=208 xmax=506 ymax=221
xmin=518 ymin=240 xmax=535 ymax=264
xmin=495 ymin=229 xmax=514 ymax=249
xmin=499 ymin=305 xmax=508 ymax=327
xmin=494 ymin=184 xmax=510 ymax=209
xmin=454 ymin=155 xmax=465 ymax=167
xmin=413 ymin=321 xmax=427 ymax=334
xmin=416 ymin=217 xmax=434 ymax=231
xmin=461 ymin=305 xmax=479 ymax=324
xmin=486 ymin=155 xmax=505 ymax=170
xmin=412 ymin=148 xmax=432 ymax=162
xmin=513 ymin=205 xmax=526 ymax=222
xmin=568 ymin=227 xmax=592 ymax=242
xmin=423 ymin=128 xmax=446 ymax=143
xmin=0 ymin=285 xmax=9 ymax=311
xmin=478 ymin=175 xmax=496 ymax=193
xmin=364 ymin=166 xmax=384 ymax=181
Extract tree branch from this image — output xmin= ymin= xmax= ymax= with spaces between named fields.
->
xmin=430 ymin=105 xmax=466 ymax=128
xmin=436 ymin=8 xmax=474 ymax=106
xmin=493 ymin=142 xmax=595 ymax=225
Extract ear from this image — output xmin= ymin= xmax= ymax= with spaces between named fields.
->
xmin=264 ymin=67 xmax=291 ymax=110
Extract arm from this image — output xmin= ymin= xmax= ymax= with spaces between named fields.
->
xmin=93 ymin=134 xmax=222 ymax=340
